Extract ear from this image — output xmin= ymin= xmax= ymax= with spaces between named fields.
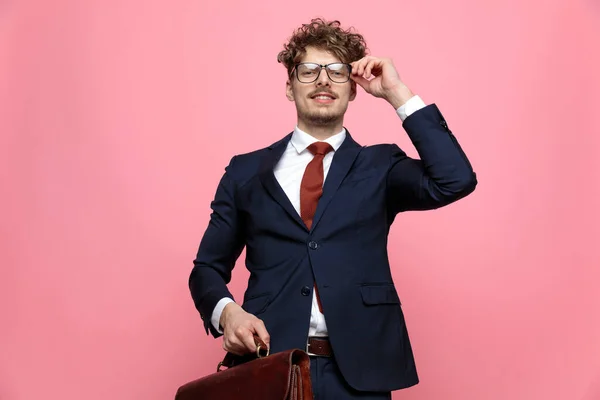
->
xmin=286 ymin=80 xmax=295 ymax=102
xmin=349 ymin=81 xmax=357 ymax=101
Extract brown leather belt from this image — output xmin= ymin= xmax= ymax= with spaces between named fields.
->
xmin=307 ymin=337 xmax=333 ymax=357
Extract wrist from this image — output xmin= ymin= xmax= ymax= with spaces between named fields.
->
xmin=220 ymin=302 xmax=242 ymax=329
xmin=385 ymin=84 xmax=415 ymax=109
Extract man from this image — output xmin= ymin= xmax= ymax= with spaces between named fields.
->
xmin=189 ymin=18 xmax=477 ymax=399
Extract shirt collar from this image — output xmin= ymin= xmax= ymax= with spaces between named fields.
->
xmin=290 ymin=126 xmax=347 ymax=155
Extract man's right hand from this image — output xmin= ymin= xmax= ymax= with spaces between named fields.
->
xmin=219 ymin=302 xmax=270 ymax=356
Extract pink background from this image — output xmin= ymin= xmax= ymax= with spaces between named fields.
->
xmin=1 ymin=0 xmax=599 ymax=399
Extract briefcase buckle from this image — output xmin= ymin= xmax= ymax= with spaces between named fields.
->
xmin=216 ymin=341 xmax=269 ymax=372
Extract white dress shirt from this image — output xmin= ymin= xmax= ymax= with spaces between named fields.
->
xmin=211 ymin=95 xmax=427 ymax=337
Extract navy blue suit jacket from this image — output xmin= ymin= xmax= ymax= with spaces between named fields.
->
xmin=189 ymin=104 xmax=477 ymax=391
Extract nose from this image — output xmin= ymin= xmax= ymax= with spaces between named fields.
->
xmin=315 ymin=68 xmax=331 ymax=87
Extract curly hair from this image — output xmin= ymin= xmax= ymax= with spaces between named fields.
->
xmin=277 ymin=18 xmax=368 ymax=77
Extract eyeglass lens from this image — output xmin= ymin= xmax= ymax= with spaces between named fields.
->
xmin=296 ymin=63 xmax=350 ymax=83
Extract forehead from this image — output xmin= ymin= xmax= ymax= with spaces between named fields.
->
xmin=299 ymin=46 xmax=341 ymax=64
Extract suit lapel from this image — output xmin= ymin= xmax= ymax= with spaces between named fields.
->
xmin=311 ymin=131 xmax=363 ymax=232
xmin=259 ymin=133 xmax=308 ymax=231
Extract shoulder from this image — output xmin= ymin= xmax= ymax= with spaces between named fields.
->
xmin=351 ymin=142 xmax=415 ymax=177
xmin=358 ymin=143 xmax=406 ymax=162
xmin=224 ymin=148 xmax=265 ymax=183
xmin=225 ymin=134 xmax=292 ymax=184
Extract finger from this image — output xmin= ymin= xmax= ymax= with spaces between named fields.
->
xmin=350 ymin=74 xmax=370 ymax=92
xmin=223 ymin=330 xmax=240 ymax=350
xmin=224 ymin=342 xmax=247 ymax=356
xmin=237 ymin=328 xmax=257 ymax=354
xmin=229 ymin=325 xmax=256 ymax=353
xmin=252 ymin=319 xmax=271 ymax=349
xmin=223 ymin=335 xmax=246 ymax=355
xmin=222 ymin=339 xmax=236 ymax=354
xmin=358 ymin=57 xmax=371 ymax=76
xmin=350 ymin=57 xmax=366 ymax=75
xmin=351 ymin=57 xmax=367 ymax=76
xmin=364 ymin=59 xmax=379 ymax=79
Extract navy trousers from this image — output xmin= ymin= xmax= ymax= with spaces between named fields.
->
xmin=309 ymin=356 xmax=392 ymax=399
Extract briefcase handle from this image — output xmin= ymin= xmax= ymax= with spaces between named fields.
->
xmin=217 ymin=335 xmax=270 ymax=372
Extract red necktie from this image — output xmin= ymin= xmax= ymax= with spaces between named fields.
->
xmin=300 ymin=141 xmax=333 ymax=312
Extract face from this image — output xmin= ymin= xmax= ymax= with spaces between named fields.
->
xmin=286 ymin=46 xmax=356 ymax=129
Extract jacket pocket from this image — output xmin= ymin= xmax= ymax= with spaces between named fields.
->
xmin=242 ymin=292 xmax=271 ymax=315
xmin=360 ymin=285 xmax=401 ymax=305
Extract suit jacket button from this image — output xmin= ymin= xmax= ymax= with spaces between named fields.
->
xmin=440 ymin=120 xmax=448 ymax=129
xmin=301 ymin=286 xmax=311 ymax=296
xmin=308 ymin=241 xmax=319 ymax=250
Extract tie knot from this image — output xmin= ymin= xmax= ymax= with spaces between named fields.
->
xmin=308 ymin=142 xmax=334 ymax=156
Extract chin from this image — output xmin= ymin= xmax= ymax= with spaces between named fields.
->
xmin=310 ymin=107 xmax=339 ymax=117
xmin=306 ymin=113 xmax=342 ymax=125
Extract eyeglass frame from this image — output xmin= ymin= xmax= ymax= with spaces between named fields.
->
xmin=290 ymin=62 xmax=353 ymax=84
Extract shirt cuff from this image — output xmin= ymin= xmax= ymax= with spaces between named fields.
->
xmin=211 ymin=297 xmax=235 ymax=334
xmin=396 ymin=95 xmax=427 ymax=121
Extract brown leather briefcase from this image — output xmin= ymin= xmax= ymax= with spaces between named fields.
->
xmin=175 ymin=336 xmax=313 ymax=399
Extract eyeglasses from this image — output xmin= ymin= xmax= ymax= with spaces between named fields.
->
xmin=291 ymin=62 xmax=352 ymax=83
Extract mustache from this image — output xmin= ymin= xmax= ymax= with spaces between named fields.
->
xmin=308 ymin=90 xmax=337 ymax=98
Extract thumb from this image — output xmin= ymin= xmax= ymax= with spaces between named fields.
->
xmin=252 ymin=319 xmax=271 ymax=350
xmin=350 ymin=74 xmax=370 ymax=92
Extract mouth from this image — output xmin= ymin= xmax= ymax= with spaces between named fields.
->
xmin=311 ymin=93 xmax=336 ymax=104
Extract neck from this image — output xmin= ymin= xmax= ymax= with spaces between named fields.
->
xmin=297 ymin=119 xmax=344 ymax=141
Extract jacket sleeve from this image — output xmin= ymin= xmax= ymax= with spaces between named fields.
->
xmin=386 ymin=104 xmax=477 ymax=215
xmin=189 ymin=156 xmax=245 ymax=337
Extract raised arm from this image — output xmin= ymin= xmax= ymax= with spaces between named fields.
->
xmin=386 ymin=105 xmax=477 ymax=214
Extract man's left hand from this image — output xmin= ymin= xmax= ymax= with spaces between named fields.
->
xmin=350 ymin=56 xmax=415 ymax=109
